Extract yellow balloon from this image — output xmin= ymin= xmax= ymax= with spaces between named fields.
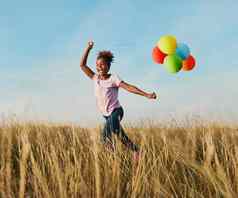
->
xmin=157 ymin=35 xmax=177 ymax=55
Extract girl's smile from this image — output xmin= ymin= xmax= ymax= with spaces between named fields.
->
xmin=96 ymin=58 xmax=110 ymax=76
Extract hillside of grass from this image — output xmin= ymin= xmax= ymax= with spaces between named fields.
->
xmin=0 ymin=121 xmax=238 ymax=198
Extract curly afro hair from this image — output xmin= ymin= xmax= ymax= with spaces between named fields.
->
xmin=97 ymin=51 xmax=114 ymax=67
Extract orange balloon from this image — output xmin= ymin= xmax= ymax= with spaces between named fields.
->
xmin=152 ymin=46 xmax=167 ymax=64
xmin=182 ymin=55 xmax=196 ymax=71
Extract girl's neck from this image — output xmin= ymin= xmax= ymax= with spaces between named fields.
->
xmin=99 ymin=73 xmax=111 ymax=80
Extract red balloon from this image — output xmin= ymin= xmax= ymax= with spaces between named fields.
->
xmin=182 ymin=55 xmax=196 ymax=71
xmin=152 ymin=46 xmax=167 ymax=64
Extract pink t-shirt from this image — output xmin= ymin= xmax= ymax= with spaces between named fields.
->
xmin=92 ymin=74 xmax=122 ymax=116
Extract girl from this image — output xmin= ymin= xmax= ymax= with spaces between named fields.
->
xmin=80 ymin=41 xmax=157 ymax=161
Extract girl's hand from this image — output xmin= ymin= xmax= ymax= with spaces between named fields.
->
xmin=146 ymin=92 xmax=157 ymax=99
xmin=88 ymin=41 xmax=94 ymax=50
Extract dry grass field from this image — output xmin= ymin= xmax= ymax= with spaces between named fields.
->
xmin=0 ymin=119 xmax=238 ymax=198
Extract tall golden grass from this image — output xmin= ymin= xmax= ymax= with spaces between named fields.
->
xmin=0 ymin=120 xmax=238 ymax=197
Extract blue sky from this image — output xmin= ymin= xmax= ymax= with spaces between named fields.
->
xmin=1 ymin=0 xmax=238 ymax=126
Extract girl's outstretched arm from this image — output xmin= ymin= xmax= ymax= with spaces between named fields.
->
xmin=80 ymin=41 xmax=95 ymax=79
xmin=119 ymin=81 xmax=157 ymax=99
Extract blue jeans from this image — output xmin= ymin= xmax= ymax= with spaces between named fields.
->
xmin=102 ymin=107 xmax=139 ymax=152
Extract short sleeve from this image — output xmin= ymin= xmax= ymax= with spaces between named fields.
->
xmin=113 ymin=74 xmax=122 ymax=87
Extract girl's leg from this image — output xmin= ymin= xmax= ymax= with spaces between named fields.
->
xmin=109 ymin=107 xmax=139 ymax=152
xmin=117 ymin=125 xmax=139 ymax=152
xmin=101 ymin=118 xmax=115 ymax=151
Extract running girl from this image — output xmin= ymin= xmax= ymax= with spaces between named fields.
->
xmin=80 ymin=41 xmax=157 ymax=160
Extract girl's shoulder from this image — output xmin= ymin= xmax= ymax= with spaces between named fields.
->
xmin=111 ymin=73 xmax=121 ymax=80
xmin=93 ymin=74 xmax=122 ymax=84
xmin=92 ymin=74 xmax=99 ymax=81
xmin=111 ymin=74 xmax=122 ymax=87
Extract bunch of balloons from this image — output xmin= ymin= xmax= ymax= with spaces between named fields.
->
xmin=152 ymin=35 xmax=196 ymax=73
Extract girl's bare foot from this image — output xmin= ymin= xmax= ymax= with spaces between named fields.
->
xmin=133 ymin=151 xmax=140 ymax=164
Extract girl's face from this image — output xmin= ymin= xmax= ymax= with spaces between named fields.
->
xmin=96 ymin=58 xmax=110 ymax=75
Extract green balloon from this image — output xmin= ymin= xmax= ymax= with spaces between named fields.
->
xmin=164 ymin=54 xmax=182 ymax=73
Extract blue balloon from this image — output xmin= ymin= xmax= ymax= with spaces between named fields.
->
xmin=175 ymin=43 xmax=190 ymax=60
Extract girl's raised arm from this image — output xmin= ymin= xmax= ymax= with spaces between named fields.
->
xmin=80 ymin=41 xmax=95 ymax=79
